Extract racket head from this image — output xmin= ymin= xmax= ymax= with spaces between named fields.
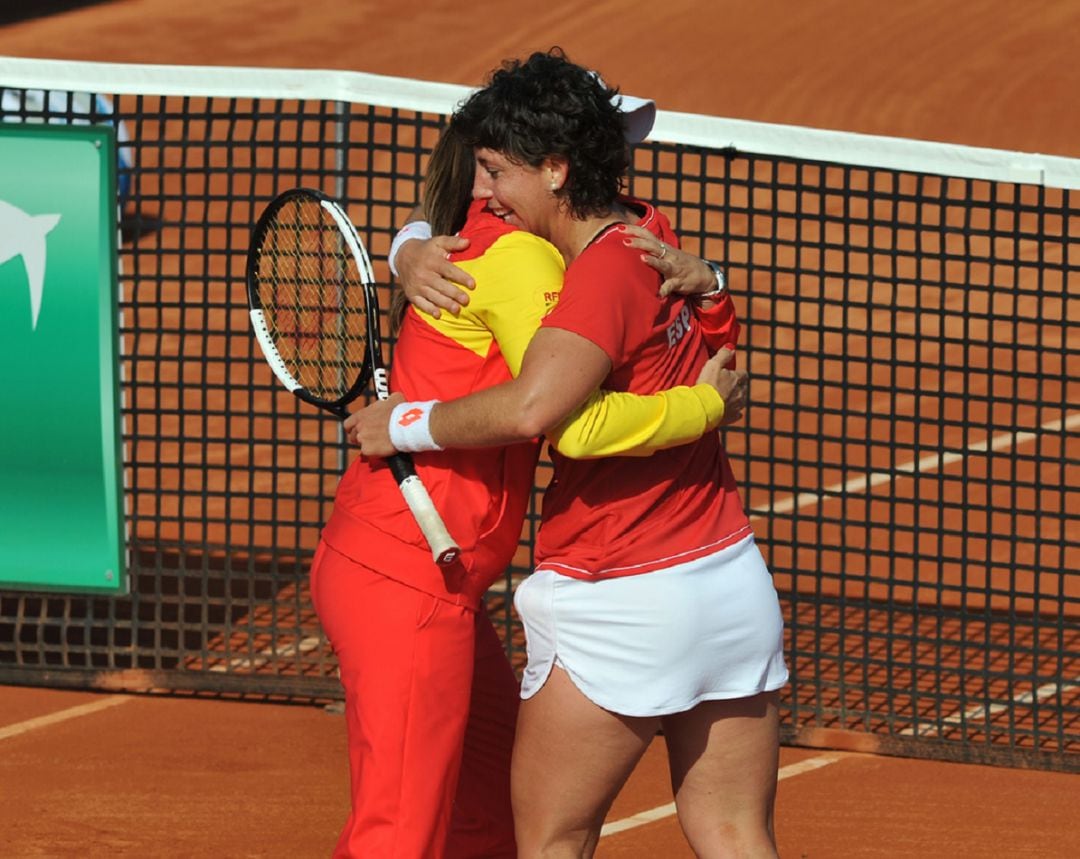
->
xmin=246 ymin=188 xmax=381 ymax=414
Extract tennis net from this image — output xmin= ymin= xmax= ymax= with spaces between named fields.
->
xmin=0 ymin=56 xmax=1076 ymax=771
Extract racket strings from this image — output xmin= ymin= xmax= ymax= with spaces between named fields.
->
xmin=255 ymin=198 xmax=369 ymax=401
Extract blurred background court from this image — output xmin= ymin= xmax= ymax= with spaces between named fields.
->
xmin=1 ymin=1 xmax=1077 ymax=856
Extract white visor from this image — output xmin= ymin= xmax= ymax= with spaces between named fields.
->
xmin=615 ymin=92 xmax=656 ymax=144
xmin=591 ymin=71 xmax=656 ymax=144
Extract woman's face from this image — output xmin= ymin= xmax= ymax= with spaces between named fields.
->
xmin=471 ymin=147 xmax=559 ymax=237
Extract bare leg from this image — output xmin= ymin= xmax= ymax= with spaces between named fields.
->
xmin=661 ymin=691 xmax=781 ymax=858
xmin=511 ymin=666 xmax=659 ymax=858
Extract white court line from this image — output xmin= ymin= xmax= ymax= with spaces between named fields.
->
xmin=0 ymin=695 xmax=131 ymax=742
xmin=600 ymin=754 xmax=841 ymax=838
xmin=900 ymin=678 xmax=1080 ymax=738
xmin=754 ymin=411 xmax=1080 ymax=517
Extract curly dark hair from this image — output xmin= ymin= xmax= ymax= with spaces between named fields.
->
xmin=453 ymin=48 xmax=630 ymax=220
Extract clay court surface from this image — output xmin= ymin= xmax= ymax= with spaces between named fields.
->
xmin=2 ymin=685 xmax=1077 ymax=857
xmin=2 ymin=1 xmax=1079 ymax=856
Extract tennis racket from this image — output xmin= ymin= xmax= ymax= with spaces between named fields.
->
xmin=246 ymin=187 xmax=460 ymax=566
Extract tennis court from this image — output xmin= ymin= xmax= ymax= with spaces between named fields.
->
xmin=2 ymin=684 xmax=1077 ymax=857
xmin=1 ymin=1 xmax=1078 ymax=856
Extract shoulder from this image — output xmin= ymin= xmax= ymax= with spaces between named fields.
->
xmin=451 ymin=204 xmax=516 ymax=261
xmin=571 ymin=198 xmax=677 ymax=279
xmin=625 ymin=197 xmax=677 ymax=244
xmin=568 ymin=227 xmax=648 ymax=287
xmin=460 ymin=230 xmax=565 ymax=320
xmin=490 ymin=229 xmax=563 ymax=265
xmin=453 ymin=205 xmax=564 ymax=271
xmin=469 ymin=228 xmax=565 ymax=283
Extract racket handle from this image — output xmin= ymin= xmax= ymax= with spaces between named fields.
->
xmin=387 ymin=454 xmax=461 ymax=567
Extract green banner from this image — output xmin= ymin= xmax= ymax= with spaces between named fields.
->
xmin=0 ymin=123 xmax=125 ymax=592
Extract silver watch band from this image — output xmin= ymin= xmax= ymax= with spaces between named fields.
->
xmin=696 ymin=261 xmax=726 ymax=299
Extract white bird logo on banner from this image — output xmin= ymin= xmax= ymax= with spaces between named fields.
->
xmin=0 ymin=199 xmax=61 ymax=330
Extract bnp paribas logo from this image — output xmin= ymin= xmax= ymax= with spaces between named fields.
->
xmin=0 ymin=199 xmax=60 ymax=331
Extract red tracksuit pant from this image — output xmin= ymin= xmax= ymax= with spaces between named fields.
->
xmin=310 ymin=540 xmax=518 ymax=858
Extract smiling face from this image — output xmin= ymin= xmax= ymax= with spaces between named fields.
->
xmin=472 ymin=147 xmax=565 ymax=239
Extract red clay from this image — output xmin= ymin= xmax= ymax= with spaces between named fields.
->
xmin=2 ymin=685 xmax=1077 ymax=856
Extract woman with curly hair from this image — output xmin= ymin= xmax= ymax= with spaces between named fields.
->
xmin=352 ymin=49 xmax=787 ymax=858
xmin=317 ymin=100 xmax=744 ymax=857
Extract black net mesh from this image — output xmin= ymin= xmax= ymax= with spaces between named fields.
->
xmin=0 ymin=82 xmax=1076 ymax=768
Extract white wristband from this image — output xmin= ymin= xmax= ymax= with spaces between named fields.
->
xmin=388 ymin=400 xmax=444 ymax=453
xmin=388 ymin=220 xmax=434 ymax=276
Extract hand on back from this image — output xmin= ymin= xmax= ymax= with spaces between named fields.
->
xmin=396 ymin=235 xmax=476 ymax=318
xmin=696 ymin=347 xmax=748 ymax=425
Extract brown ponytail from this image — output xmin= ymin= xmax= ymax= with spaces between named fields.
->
xmin=390 ymin=120 xmax=475 ymax=333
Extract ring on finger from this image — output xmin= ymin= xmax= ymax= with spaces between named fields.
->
xmin=658 ymin=244 xmax=667 ymax=259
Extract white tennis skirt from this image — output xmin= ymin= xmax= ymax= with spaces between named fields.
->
xmin=513 ymin=535 xmax=789 ymax=717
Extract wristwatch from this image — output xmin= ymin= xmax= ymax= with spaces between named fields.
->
xmin=696 ymin=260 xmax=727 ymax=300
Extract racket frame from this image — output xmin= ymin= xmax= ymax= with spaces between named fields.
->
xmin=246 ymin=188 xmax=461 ymax=566
xmin=246 ymin=188 xmax=372 ymax=418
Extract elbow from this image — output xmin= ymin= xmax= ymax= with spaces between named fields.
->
xmin=512 ymin=389 xmax=564 ymax=441
xmin=512 ymin=404 xmax=553 ymax=441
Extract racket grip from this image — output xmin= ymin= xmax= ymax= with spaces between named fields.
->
xmin=388 ymin=455 xmax=461 ymax=566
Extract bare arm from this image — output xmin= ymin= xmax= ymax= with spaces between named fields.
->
xmin=346 ymin=327 xmax=610 ymax=455
xmin=350 ymin=230 xmax=746 ymax=458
